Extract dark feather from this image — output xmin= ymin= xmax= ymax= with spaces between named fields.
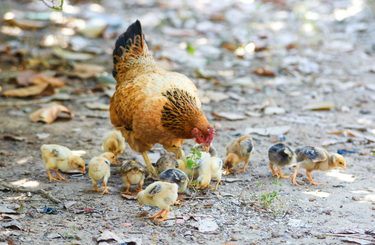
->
xmin=149 ymin=184 xmax=162 ymax=195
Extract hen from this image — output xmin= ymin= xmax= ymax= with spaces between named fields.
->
xmin=110 ymin=20 xmax=215 ymax=176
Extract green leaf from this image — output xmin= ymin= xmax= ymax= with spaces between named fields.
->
xmin=187 ymin=159 xmax=195 ymax=170
xmin=187 ymin=42 xmax=195 ymax=55
xmin=195 ymin=150 xmax=202 ymax=158
xmin=41 ymin=0 xmax=64 ymax=10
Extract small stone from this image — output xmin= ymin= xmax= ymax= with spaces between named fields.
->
xmin=70 ymin=241 xmax=82 ymax=245
xmin=315 ymin=233 xmax=326 ymax=239
xmin=153 ymin=219 xmax=163 ymax=226
xmin=271 ymin=231 xmax=281 ymax=238
xmin=105 ymin=224 xmax=110 ymax=229
xmin=291 ymin=232 xmax=303 ymax=239
xmin=372 ymin=206 xmax=375 ymax=210
xmin=352 ymin=196 xmax=360 ymax=201
xmin=309 ymin=198 xmax=316 ymax=202
xmin=230 ymin=237 xmax=237 ymax=241
xmin=297 ymin=181 xmax=305 ymax=185
xmin=136 ymin=211 xmax=149 ymax=217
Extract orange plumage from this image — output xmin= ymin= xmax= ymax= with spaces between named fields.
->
xmin=110 ymin=20 xmax=214 ymax=175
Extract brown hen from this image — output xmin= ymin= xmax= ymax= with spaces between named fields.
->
xmin=110 ymin=20 xmax=214 ymax=175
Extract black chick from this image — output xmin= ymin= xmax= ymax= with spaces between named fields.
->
xmin=158 ymin=168 xmax=188 ymax=193
xmin=268 ymin=143 xmax=295 ymax=179
xmin=155 ymin=155 xmax=179 ymax=176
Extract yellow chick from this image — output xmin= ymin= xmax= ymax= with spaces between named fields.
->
xmin=268 ymin=143 xmax=295 ymax=179
xmin=177 ymin=145 xmax=211 ymax=178
xmin=196 ymin=157 xmax=223 ymax=190
xmin=88 ymin=153 xmax=114 ymax=194
xmin=291 ymin=146 xmax=346 ymax=186
xmin=155 ymin=155 xmax=179 ymax=176
xmin=137 ymin=181 xmax=178 ymax=221
xmin=224 ymin=135 xmax=254 ymax=175
xmin=119 ymin=160 xmax=145 ymax=194
xmin=102 ymin=130 xmax=126 ymax=163
xmin=41 ymin=144 xmax=85 ymax=182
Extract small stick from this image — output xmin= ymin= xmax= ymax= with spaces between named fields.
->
xmin=2 ymin=183 xmax=61 ymax=203
xmin=326 ymin=233 xmax=375 ymax=242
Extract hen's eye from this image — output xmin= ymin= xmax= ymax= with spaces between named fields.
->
xmin=200 ymin=135 xmax=203 ymax=138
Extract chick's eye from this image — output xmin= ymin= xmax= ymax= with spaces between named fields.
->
xmin=339 ymin=162 xmax=342 ymax=164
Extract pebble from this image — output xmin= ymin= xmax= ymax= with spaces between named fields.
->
xmin=291 ymin=232 xmax=303 ymax=239
xmin=297 ymin=181 xmax=305 ymax=185
xmin=315 ymin=233 xmax=326 ymax=239
xmin=372 ymin=206 xmax=375 ymax=210
xmin=271 ymin=231 xmax=281 ymax=238
xmin=120 ymin=223 xmax=131 ymax=227
xmin=309 ymin=198 xmax=316 ymax=202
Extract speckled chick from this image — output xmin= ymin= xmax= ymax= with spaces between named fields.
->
xmin=88 ymin=153 xmax=114 ymax=194
xmin=159 ymin=169 xmax=188 ymax=193
xmin=137 ymin=181 xmax=178 ymax=221
xmin=119 ymin=160 xmax=145 ymax=194
xmin=268 ymin=143 xmax=295 ymax=179
xmin=102 ymin=130 xmax=126 ymax=164
xmin=155 ymin=155 xmax=179 ymax=176
xmin=224 ymin=135 xmax=254 ymax=175
xmin=41 ymin=144 xmax=85 ymax=182
xmin=196 ymin=157 xmax=223 ymax=190
xmin=291 ymin=146 xmax=346 ymax=186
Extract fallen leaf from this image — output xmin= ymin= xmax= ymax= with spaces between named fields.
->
xmin=2 ymin=83 xmax=55 ymax=98
xmin=212 ymin=112 xmax=246 ymax=121
xmin=204 ymin=91 xmax=229 ymax=102
xmin=303 ymin=101 xmax=336 ymax=110
xmin=4 ymin=18 xmax=48 ymax=29
xmin=252 ymin=67 xmax=275 ymax=77
xmin=53 ymin=47 xmax=94 ymax=60
xmin=31 ymin=74 xmax=65 ymax=88
xmin=120 ymin=193 xmax=137 ymax=200
xmin=85 ymin=102 xmax=109 ymax=110
xmin=68 ymin=64 xmax=106 ymax=79
xmin=36 ymin=133 xmax=50 ymax=139
xmin=16 ymin=70 xmax=35 ymax=86
xmin=327 ymin=130 xmax=361 ymax=137
xmin=97 ymin=231 xmax=124 ymax=243
xmin=198 ymin=220 xmax=218 ymax=232
xmin=341 ymin=238 xmax=374 ymax=245
xmin=41 ymin=0 xmax=63 ymax=10
xmin=120 ymin=223 xmax=132 ymax=227
xmin=248 ymin=101 xmax=270 ymax=111
xmin=223 ymin=178 xmax=243 ymax=183
xmin=30 ymin=104 xmax=74 ymax=123
xmin=3 ymin=135 xmax=26 ymax=141
xmin=63 ymin=201 xmax=77 ymax=209
xmin=321 ymin=139 xmax=343 ymax=146
xmin=2 ymin=220 xmax=21 ymax=230
xmin=245 ymin=111 xmax=263 ymax=117
xmin=330 ymin=227 xmax=365 ymax=234
xmin=0 ymin=205 xmax=17 ymax=214
xmin=1 ymin=213 xmax=25 ymax=220
xmin=264 ymin=107 xmax=286 ymax=115
xmin=244 ymin=125 xmax=291 ymax=136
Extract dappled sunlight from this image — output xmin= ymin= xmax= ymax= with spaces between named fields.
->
xmin=71 ymin=150 xmax=86 ymax=156
xmin=303 ymin=191 xmax=330 ymax=198
xmin=351 ymin=190 xmax=370 ymax=194
xmin=16 ymin=156 xmax=33 ymax=165
xmin=364 ymin=195 xmax=375 ymax=202
xmin=11 ymin=179 xmax=40 ymax=188
xmin=333 ymin=0 xmax=364 ymax=21
xmin=325 ymin=170 xmax=355 ymax=182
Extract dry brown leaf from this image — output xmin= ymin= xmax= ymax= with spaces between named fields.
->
xmin=212 ymin=112 xmax=246 ymax=121
xmin=252 ymin=67 xmax=275 ymax=77
xmin=16 ymin=70 xmax=35 ymax=86
xmin=31 ymin=74 xmax=65 ymax=88
xmin=68 ymin=64 xmax=106 ymax=79
xmin=85 ymin=102 xmax=109 ymax=110
xmin=245 ymin=111 xmax=263 ymax=118
xmin=303 ymin=101 xmax=336 ymax=110
xmin=2 ymin=83 xmax=55 ymax=98
xmin=30 ymin=104 xmax=74 ymax=123
xmin=0 ymin=85 xmax=2 ymax=93
xmin=221 ymin=43 xmax=237 ymax=51
xmin=327 ymin=130 xmax=361 ymax=137
xmin=4 ymin=18 xmax=47 ymax=29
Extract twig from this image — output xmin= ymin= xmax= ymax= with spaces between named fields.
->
xmin=2 ymin=183 xmax=61 ymax=203
xmin=325 ymin=233 xmax=375 ymax=242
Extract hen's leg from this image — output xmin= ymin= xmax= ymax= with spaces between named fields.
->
xmin=306 ymin=170 xmax=324 ymax=185
xmin=53 ymin=169 xmax=69 ymax=181
xmin=141 ymin=152 xmax=157 ymax=176
xmin=47 ymin=169 xmax=60 ymax=182
xmin=277 ymin=166 xmax=290 ymax=179
xmin=291 ymin=164 xmax=300 ymax=186
xmin=149 ymin=209 xmax=165 ymax=219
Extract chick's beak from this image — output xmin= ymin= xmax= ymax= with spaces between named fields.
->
xmin=204 ymin=146 xmax=209 ymax=153
xmin=139 ymin=203 xmax=142 ymax=207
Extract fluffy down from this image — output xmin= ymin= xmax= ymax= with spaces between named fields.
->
xmin=158 ymin=168 xmax=188 ymax=193
xmin=268 ymin=143 xmax=295 ymax=179
xmin=119 ymin=160 xmax=145 ymax=194
xmin=88 ymin=153 xmax=114 ymax=194
xmin=224 ymin=135 xmax=254 ymax=174
xmin=196 ymin=157 xmax=223 ymax=190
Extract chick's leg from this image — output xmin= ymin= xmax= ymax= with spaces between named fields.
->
xmin=91 ymin=181 xmax=100 ymax=192
xmin=277 ymin=166 xmax=290 ymax=179
xmin=101 ymin=180 xmax=110 ymax=194
xmin=209 ymin=181 xmax=220 ymax=190
xmin=141 ymin=152 xmax=157 ymax=176
xmin=306 ymin=170 xmax=324 ymax=186
xmin=149 ymin=209 xmax=165 ymax=219
xmin=291 ymin=164 xmax=300 ymax=186
xmin=53 ymin=169 xmax=69 ymax=181
xmin=269 ymin=164 xmax=278 ymax=176
xmin=135 ymin=182 xmax=143 ymax=192
xmin=120 ymin=179 xmax=131 ymax=194
xmin=160 ymin=206 xmax=171 ymax=221
xmin=236 ymin=161 xmax=249 ymax=173
xmin=47 ymin=169 xmax=60 ymax=182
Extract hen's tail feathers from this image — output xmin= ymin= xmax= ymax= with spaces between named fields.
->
xmin=112 ymin=20 xmax=151 ymax=80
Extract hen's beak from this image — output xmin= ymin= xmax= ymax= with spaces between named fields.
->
xmin=139 ymin=203 xmax=142 ymax=207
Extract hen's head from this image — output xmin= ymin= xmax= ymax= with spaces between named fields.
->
xmin=192 ymin=127 xmax=215 ymax=149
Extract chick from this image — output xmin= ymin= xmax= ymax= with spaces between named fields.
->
xmin=41 ymin=144 xmax=85 ymax=182
xmin=137 ymin=181 xmax=178 ymax=221
xmin=155 ymin=155 xmax=179 ymax=176
xmin=119 ymin=160 xmax=145 ymax=194
xmin=268 ymin=143 xmax=295 ymax=179
xmin=177 ymin=145 xmax=210 ymax=177
xmin=195 ymin=144 xmax=218 ymax=157
xmin=224 ymin=135 xmax=254 ymax=174
xmin=196 ymin=157 xmax=223 ymax=190
xmin=88 ymin=153 xmax=114 ymax=194
xmin=159 ymin=169 xmax=188 ymax=193
xmin=291 ymin=146 xmax=346 ymax=186
xmin=102 ymin=130 xmax=126 ymax=163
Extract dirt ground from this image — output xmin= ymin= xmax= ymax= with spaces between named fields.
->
xmin=1 ymin=0 xmax=375 ymax=244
